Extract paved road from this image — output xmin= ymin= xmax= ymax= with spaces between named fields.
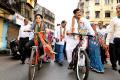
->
xmin=0 ymin=55 xmax=120 ymax=80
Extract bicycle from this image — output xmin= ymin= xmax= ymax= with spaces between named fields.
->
xmin=28 ymin=32 xmax=44 ymax=80
xmin=70 ymin=32 xmax=93 ymax=80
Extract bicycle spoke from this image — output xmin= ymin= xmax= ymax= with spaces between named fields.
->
xmin=29 ymin=47 xmax=37 ymax=80
xmin=76 ymin=51 xmax=89 ymax=80
xmin=29 ymin=65 xmax=36 ymax=80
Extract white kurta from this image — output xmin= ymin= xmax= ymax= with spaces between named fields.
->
xmin=54 ymin=26 xmax=65 ymax=45
xmin=106 ymin=17 xmax=120 ymax=45
xmin=18 ymin=24 xmax=31 ymax=40
xmin=66 ymin=17 xmax=95 ymax=63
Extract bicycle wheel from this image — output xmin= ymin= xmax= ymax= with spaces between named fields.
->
xmin=76 ymin=51 xmax=89 ymax=80
xmin=29 ymin=48 xmax=37 ymax=80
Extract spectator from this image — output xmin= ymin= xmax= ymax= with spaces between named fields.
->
xmin=18 ymin=19 xmax=31 ymax=64
xmin=106 ymin=3 xmax=120 ymax=73
xmin=54 ymin=20 xmax=67 ymax=66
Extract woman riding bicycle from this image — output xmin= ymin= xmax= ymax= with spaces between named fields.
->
xmin=25 ymin=14 xmax=55 ymax=62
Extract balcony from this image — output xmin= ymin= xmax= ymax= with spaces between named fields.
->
xmin=0 ymin=0 xmax=15 ymax=14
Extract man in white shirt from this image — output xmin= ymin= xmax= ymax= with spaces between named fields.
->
xmin=54 ymin=20 xmax=67 ymax=66
xmin=18 ymin=19 xmax=31 ymax=64
xmin=106 ymin=3 xmax=120 ymax=73
xmin=67 ymin=8 xmax=95 ymax=69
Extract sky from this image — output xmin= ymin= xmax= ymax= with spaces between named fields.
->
xmin=37 ymin=0 xmax=79 ymax=28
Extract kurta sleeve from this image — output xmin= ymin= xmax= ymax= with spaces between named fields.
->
xmin=84 ymin=19 xmax=95 ymax=36
xmin=106 ymin=19 xmax=115 ymax=45
xmin=18 ymin=27 xmax=21 ymax=40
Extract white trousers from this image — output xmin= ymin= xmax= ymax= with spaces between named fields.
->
xmin=66 ymin=36 xmax=79 ymax=63
xmin=66 ymin=36 xmax=88 ymax=63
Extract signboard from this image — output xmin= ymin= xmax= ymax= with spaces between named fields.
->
xmin=15 ymin=13 xmax=25 ymax=26
xmin=14 ymin=13 xmax=32 ymax=26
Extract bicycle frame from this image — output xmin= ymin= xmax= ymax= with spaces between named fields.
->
xmin=31 ymin=46 xmax=40 ymax=65
xmin=71 ymin=33 xmax=91 ymax=80
xmin=29 ymin=32 xmax=44 ymax=80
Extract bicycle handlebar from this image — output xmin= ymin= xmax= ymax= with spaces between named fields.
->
xmin=24 ymin=30 xmax=45 ymax=33
xmin=71 ymin=33 xmax=94 ymax=37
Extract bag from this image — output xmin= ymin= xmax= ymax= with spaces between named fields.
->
xmin=113 ymin=38 xmax=120 ymax=46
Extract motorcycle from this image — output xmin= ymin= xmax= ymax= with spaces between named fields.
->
xmin=9 ymin=39 xmax=21 ymax=59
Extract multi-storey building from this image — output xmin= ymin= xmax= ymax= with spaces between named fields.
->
xmin=34 ymin=4 xmax=55 ymax=31
xmin=0 ymin=0 xmax=36 ymax=49
xmin=78 ymin=0 xmax=120 ymax=24
xmin=0 ymin=0 xmax=15 ymax=49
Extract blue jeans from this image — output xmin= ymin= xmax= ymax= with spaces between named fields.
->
xmin=55 ymin=44 xmax=64 ymax=63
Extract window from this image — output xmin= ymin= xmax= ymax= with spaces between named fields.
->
xmin=25 ymin=9 xmax=30 ymax=19
xmin=117 ymin=0 xmax=120 ymax=3
xmin=95 ymin=11 xmax=100 ymax=18
xmin=105 ymin=11 xmax=110 ymax=18
xmin=95 ymin=0 xmax=99 ymax=5
xmin=105 ymin=0 xmax=110 ymax=4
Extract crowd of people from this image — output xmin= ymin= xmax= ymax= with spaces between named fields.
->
xmin=17 ymin=3 xmax=120 ymax=74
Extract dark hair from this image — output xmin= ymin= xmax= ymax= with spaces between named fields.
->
xmin=73 ymin=8 xmax=80 ymax=14
xmin=35 ymin=14 xmax=43 ymax=19
xmin=61 ymin=20 xmax=67 ymax=24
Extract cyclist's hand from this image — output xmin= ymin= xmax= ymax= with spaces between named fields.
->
xmin=34 ymin=32 xmax=38 ymax=35
xmin=66 ymin=32 xmax=71 ymax=35
xmin=66 ymin=31 xmax=72 ymax=35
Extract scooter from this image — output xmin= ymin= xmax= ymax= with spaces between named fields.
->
xmin=9 ymin=39 xmax=21 ymax=59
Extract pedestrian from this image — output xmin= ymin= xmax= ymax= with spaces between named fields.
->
xmin=66 ymin=8 xmax=95 ymax=69
xmin=24 ymin=24 xmax=34 ymax=63
xmin=18 ymin=19 xmax=31 ymax=64
xmin=106 ymin=3 xmax=120 ymax=73
xmin=88 ymin=23 xmax=104 ymax=73
xmin=97 ymin=21 xmax=107 ymax=64
xmin=54 ymin=20 xmax=67 ymax=66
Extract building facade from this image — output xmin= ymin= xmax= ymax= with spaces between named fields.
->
xmin=0 ymin=0 xmax=15 ymax=49
xmin=78 ymin=0 xmax=120 ymax=24
xmin=34 ymin=4 xmax=55 ymax=32
xmin=0 ymin=0 xmax=36 ymax=49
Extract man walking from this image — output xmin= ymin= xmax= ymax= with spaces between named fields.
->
xmin=54 ymin=20 xmax=67 ymax=66
xmin=106 ymin=3 xmax=120 ymax=73
xmin=18 ymin=19 xmax=31 ymax=64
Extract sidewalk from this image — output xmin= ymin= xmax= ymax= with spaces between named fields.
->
xmin=0 ymin=48 xmax=10 ymax=56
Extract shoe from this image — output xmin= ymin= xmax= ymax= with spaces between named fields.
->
xmin=54 ymin=60 xmax=58 ymax=63
xmin=21 ymin=62 xmax=25 ymax=64
xmin=112 ymin=67 xmax=117 ymax=71
xmin=68 ymin=65 xmax=73 ymax=70
xmin=58 ymin=62 xmax=63 ymax=66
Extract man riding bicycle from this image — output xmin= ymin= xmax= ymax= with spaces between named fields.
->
xmin=66 ymin=8 xmax=95 ymax=69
